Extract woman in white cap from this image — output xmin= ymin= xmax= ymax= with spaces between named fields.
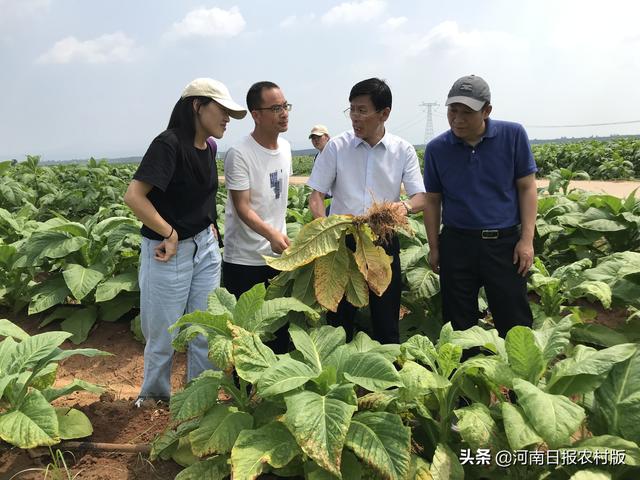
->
xmin=124 ymin=78 xmax=246 ymax=406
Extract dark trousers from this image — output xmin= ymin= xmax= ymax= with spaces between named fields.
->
xmin=222 ymin=261 xmax=289 ymax=353
xmin=439 ymin=227 xmax=532 ymax=338
xmin=326 ymin=236 xmax=402 ymax=344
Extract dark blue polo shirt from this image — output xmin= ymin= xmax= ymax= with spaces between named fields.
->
xmin=424 ymin=118 xmax=537 ymax=229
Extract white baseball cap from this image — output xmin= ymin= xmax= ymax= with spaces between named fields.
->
xmin=308 ymin=124 xmax=330 ymax=138
xmin=181 ymin=78 xmax=247 ymax=119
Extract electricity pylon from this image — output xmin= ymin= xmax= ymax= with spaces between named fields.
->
xmin=419 ymin=102 xmax=439 ymax=143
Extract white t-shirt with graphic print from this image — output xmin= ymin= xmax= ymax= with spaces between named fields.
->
xmin=223 ymin=134 xmax=291 ymax=265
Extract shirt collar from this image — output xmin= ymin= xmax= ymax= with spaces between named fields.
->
xmin=351 ymin=129 xmax=389 ymax=150
xmin=446 ymin=118 xmax=497 ymax=145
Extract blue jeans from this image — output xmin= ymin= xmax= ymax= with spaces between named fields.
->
xmin=138 ymin=227 xmax=221 ymax=399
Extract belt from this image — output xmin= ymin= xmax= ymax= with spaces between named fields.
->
xmin=444 ymin=225 xmax=520 ymax=240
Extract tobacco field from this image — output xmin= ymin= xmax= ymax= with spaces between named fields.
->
xmin=1 ymin=139 xmax=640 ymax=479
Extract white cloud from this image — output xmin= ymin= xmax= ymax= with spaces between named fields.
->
xmin=382 ymin=16 xmax=407 ymax=30
xmin=37 ymin=32 xmax=138 ymax=64
xmin=381 ymin=21 xmax=523 ymax=58
xmin=321 ymin=0 xmax=386 ymax=25
xmin=168 ymin=6 xmax=246 ymax=39
xmin=280 ymin=13 xmax=316 ymax=29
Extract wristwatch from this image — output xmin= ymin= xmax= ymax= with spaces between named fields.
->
xmin=402 ymin=201 xmax=412 ymax=214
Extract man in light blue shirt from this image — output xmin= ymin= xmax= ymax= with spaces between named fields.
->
xmin=308 ymin=77 xmax=426 ymax=343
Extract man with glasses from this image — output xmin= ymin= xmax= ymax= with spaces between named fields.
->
xmin=423 ymin=75 xmax=537 ymax=339
xmin=223 ymin=81 xmax=292 ymax=351
xmin=307 ymin=77 xmax=426 ymax=344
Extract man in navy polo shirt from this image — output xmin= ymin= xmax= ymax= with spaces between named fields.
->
xmin=423 ymin=75 xmax=537 ymax=337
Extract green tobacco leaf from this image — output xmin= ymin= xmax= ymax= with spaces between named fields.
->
xmin=42 ymin=379 xmax=104 ymax=402
xmin=401 ymin=335 xmax=438 ymax=371
xmin=448 ymin=325 xmax=506 ymax=358
xmin=436 ymin=343 xmax=462 ymax=379
xmin=0 ymin=318 xmax=29 ymax=341
xmin=289 ymin=324 xmax=323 ymax=373
xmin=406 ymin=266 xmax=440 ymax=300
xmin=189 ymin=405 xmax=253 ymax=456
xmin=429 ymin=443 xmax=464 ymax=480
xmin=284 ymin=390 xmax=357 ymax=476
xmin=407 ymin=454 xmax=433 ymax=480
xmin=506 ymin=326 xmax=545 ymax=384
xmin=399 ymin=361 xmax=449 ymax=402
xmin=257 ymin=357 xmax=317 ymax=397
xmin=571 ymin=435 xmax=640 ymax=466
xmin=572 ymin=323 xmax=632 ymax=348
xmin=170 ymin=373 xmax=223 ymax=422
xmin=547 ymin=343 xmax=638 ymax=396
xmin=29 ymin=275 xmax=71 ymax=314
xmin=345 ymin=411 xmax=411 ymax=480
xmin=342 ymin=352 xmax=403 ymax=392
xmin=56 ymin=407 xmax=93 ymax=439
xmin=309 ymin=326 xmax=346 ymax=367
xmin=314 ymin=241 xmax=351 ymax=312
xmin=169 ymin=310 xmax=231 ymax=336
xmin=91 ymin=216 xmax=139 ymax=238
xmin=242 ymin=297 xmax=320 ymax=335
xmin=232 ymin=332 xmax=278 ymax=384
xmin=207 ymin=287 xmax=237 ymax=316
xmin=533 ymin=316 xmax=573 ymax=363
xmin=32 ymin=363 xmax=58 ymax=390
xmin=11 ymin=330 xmax=71 ymax=373
xmin=304 ymin=449 xmax=363 ymax=479
xmin=172 ymin=436 xmax=198 ymax=467
xmin=39 ymin=306 xmax=77 ymax=328
xmin=50 ymin=221 xmax=88 ymax=238
xmin=0 ymin=389 xmax=59 ymax=448
xmin=454 ymin=403 xmax=502 ymax=451
xmin=48 ymin=347 xmax=111 ymax=363
xmin=501 ymin=402 xmax=543 ymax=450
xmin=593 ymin=351 xmax=640 ymax=444
xmin=353 ymin=226 xmax=392 ymax=297
xmin=514 ymin=378 xmax=586 ymax=448
xmin=98 ymin=292 xmax=138 ymax=322
xmin=94 ymin=272 xmax=138 ymax=303
xmin=231 ymin=421 xmax=302 ymax=479
xmin=63 ymin=263 xmax=105 ymax=300
xmin=567 ymin=281 xmax=612 ymax=309
xmin=234 ymin=283 xmax=266 ymax=326
xmin=60 ymin=306 xmax=98 ymax=344
xmin=20 ymin=230 xmax=87 ymax=266
xmin=265 ymin=215 xmax=352 ymax=271
xmin=291 ymin=262 xmax=316 ymax=305
xmin=174 ymin=456 xmax=230 ymax=480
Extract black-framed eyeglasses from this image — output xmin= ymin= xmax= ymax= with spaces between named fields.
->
xmin=254 ymin=103 xmax=292 ymax=114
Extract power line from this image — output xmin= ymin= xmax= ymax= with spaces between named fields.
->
xmin=526 ymin=119 xmax=640 ymax=128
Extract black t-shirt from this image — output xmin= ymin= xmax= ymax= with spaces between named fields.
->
xmin=133 ymin=129 xmax=218 ymax=240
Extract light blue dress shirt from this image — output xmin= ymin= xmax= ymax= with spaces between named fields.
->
xmin=307 ymin=130 xmax=426 ymax=215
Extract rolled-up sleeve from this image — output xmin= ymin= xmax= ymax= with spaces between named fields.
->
xmin=401 ymin=144 xmax=426 ymax=196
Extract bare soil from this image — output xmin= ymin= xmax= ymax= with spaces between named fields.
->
xmin=0 ymin=311 xmax=185 ymax=480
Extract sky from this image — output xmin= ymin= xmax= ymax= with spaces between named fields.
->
xmin=1 ymin=0 xmax=639 ymax=161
